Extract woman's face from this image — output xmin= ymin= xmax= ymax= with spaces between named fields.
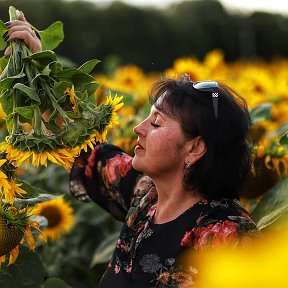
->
xmin=132 ymin=104 xmax=187 ymax=178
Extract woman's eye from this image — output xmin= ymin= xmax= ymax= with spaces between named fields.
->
xmin=151 ymin=122 xmax=160 ymax=128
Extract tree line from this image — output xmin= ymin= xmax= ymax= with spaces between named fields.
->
xmin=1 ymin=0 xmax=288 ymax=72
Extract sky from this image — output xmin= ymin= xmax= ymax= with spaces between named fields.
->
xmin=84 ymin=0 xmax=288 ymax=16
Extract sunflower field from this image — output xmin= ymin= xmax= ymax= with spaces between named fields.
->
xmin=1 ymin=4 xmax=288 ymax=288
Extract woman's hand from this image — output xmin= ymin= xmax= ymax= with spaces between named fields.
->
xmin=4 ymin=11 xmax=42 ymax=57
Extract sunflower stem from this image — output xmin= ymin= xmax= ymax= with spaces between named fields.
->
xmin=40 ymin=79 xmax=73 ymax=125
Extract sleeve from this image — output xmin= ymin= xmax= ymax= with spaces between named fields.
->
xmin=180 ymin=200 xmax=259 ymax=251
xmin=69 ymin=143 xmax=143 ymax=222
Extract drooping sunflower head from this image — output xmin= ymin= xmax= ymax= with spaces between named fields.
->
xmin=0 ymin=142 xmax=77 ymax=169
xmin=32 ymin=197 xmax=75 ymax=241
xmin=0 ymin=204 xmax=38 ymax=267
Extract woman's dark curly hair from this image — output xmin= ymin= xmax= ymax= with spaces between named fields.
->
xmin=149 ymin=74 xmax=252 ymax=200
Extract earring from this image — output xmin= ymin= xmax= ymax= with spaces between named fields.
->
xmin=185 ymin=162 xmax=192 ymax=169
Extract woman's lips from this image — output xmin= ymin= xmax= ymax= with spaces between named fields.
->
xmin=134 ymin=142 xmax=144 ymax=151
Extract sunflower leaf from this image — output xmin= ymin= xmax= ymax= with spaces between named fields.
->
xmin=249 ymin=102 xmax=271 ymax=124
xmin=15 ymin=106 xmax=36 ymax=120
xmin=24 ymin=50 xmax=57 ymax=67
xmin=0 ymin=71 xmax=25 ymax=91
xmin=44 ymin=278 xmax=72 ymax=288
xmin=251 ymin=176 xmax=288 ymax=229
xmin=14 ymin=193 xmax=63 ymax=206
xmin=0 ymin=20 xmax=8 ymax=51
xmin=78 ymin=59 xmax=101 ymax=74
xmin=13 ymin=83 xmax=40 ymax=103
xmin=16 ymin=180 xmax=40 ymax=198
xmin=90 ymin=231 xmax=120 ymax=267
xmin=35 ymin=21 xmax=64 ymax=51
xmin=0 ymin=246 xmax=45 ymax=287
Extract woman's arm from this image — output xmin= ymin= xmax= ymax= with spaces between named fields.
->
xmin=70 ymin=144 xmax=143 ymax=222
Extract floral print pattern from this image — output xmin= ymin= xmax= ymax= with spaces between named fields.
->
xmin=70 ymin=144 xmax=258 ymax=288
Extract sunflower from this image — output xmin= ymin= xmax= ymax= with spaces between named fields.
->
xmin=0 ymin=205 xmax=41 ymax=267
xmin=104 ymin=93 xmax=124 ymax=128
xmin=0 ymin=159 xmax=26 ymax=203
xmin=32 ymin=197 xmax=75 ymax=241
xmin=0 ymin=142 xmax=78 ymax=169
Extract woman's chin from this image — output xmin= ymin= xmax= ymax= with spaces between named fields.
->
xmin=132 ymin=157 xmax=144 ymax=172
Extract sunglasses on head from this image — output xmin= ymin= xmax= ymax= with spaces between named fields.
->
xmin=192 ymin=81 xmax=219 ymax=119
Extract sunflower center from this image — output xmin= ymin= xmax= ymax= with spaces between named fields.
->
xmin=40 ymin=206 xmax=63 ymax=228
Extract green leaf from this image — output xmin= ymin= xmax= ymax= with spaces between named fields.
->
xmin=90 ymin=232 xmax=119 ymax=267
xmin=0 ymin=246 xmax=45 ymax=288
xmin=0 ymin=72 xmax=25 ymax=91
xmin=251 ymin=176 xmax=288 ymax=229
xmin=256 ymin=203 xmax=288 ymax=230
xmin=280 ymin=134 xmax=288 ymax=145
xmin=24 ymin=50 xmax=57 ymax=67
xmin=78 ymin=59 xmax=101 ymax=74
xmin=277 ymin=123 xmax=288 ymax=144
xmin=80 ymin=82 xmax=99 ymax=99
xmin=36 ymin=21 xmax=64 ymax=51
xmin=43 ymin=120 xmax=61 ymax=134
xmin=249 ymin=103 xmax=272 ymax=124
xmin=13 ymin=83 xmax=40 ymax=103
xmin=0 ymin=20 xmax=8 ymax=51
xmin=0 ymin=89 xmax=13 ymax=114
xmin=5 ymin=114 xmax=13 ymax=132
xmin=14 ymin=193 xmax=63 ymax=206
xmin=56 ymin=68 xmax=94 ymax=88
xmin=15 ymin=106 xmax=35 ymax=120
xmin=0 ymin=56 xmax=8 ymax=71
xmin=44 ymin=278 xmax=72 ymax=288
xmin=0 ymin=271 xmax=16 ymax=288
xmin=17 ymin=180 xmax=40 ymax=198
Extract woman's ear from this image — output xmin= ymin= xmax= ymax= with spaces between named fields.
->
xmin=185 ymin=136 xmax=207 ymax=165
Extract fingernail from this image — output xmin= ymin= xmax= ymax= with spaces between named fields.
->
xmin=4 ymin=34 xmax=9 ymax=42
xmin=5 ymin=21 xmax=11 ymax=26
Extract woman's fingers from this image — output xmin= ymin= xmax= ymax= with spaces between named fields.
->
xmin=4 ymin=12 xmax=42 ymax=56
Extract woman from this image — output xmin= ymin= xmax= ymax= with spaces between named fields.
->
xmin=4 ymin=15 xmax=257 ymax=288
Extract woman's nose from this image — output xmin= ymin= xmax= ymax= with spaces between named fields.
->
xmin=133 ymin=119 xmax=146 ymax=136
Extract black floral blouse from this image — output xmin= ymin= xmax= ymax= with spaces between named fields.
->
xmin=70 ymin=144 xmax=258 ymax=288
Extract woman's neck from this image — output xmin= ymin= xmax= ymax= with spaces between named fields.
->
xmin=153 ymin=176 xmax=202 ymax=224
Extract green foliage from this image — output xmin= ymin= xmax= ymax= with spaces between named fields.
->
xmin=44 ymin=278 xmax=72 ymax=288
xmin=251 ymin=176 xmax=288 ymax=228
xmin=0 ymin=20 xmax=8 ymax=51
xmin=0 ymin=247 xmax=45 ymax=288
xmin=249 ymin=103 xmax=271 ymax=124
xmin=35 ymin=21 xmax=64 ymax=51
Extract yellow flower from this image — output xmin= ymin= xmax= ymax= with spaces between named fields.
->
xmin=95 ymin=128 xmax=108 ymax=143
xmin=65 ymin=85 xmax=78 ymax=113
xmin=264 ymin=155 xmax=288 ymax=177
xmin=33 ymin=197 xmax=75 ymax=241
xmin=104 ymin=92 xmax=124 ymax=128
xmin=0 ymin=142 xmax=78 ymax=169
xmin=0 ymin=159 xmax=26 ymax=203
xmin=165 ymin=57 xmax=206 ymax=81
xmin=0 ymin=207 xmax=40 ymax=267
xmin=0 ymin=103 xmax=6 ymax=120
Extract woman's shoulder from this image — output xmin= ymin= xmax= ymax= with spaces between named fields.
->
xmin=180 ymin=198 xmax=258 ymax=250
xmin=195 ymin=198 xmax=256 ymax=229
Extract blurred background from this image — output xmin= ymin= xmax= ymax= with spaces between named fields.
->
xmin=1 ymin=0 xmax=288 ymax=72
xmin=1 ymin=0 xmax=288 ymax=287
